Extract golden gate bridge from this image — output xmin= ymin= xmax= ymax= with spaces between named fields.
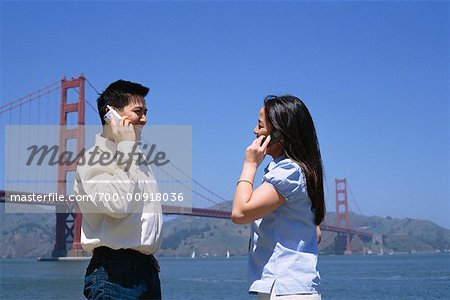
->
xmin=0 ymin=75 xmax=378 ymax=257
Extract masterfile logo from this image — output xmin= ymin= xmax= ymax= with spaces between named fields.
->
xmin=4 ymin=125 xmax=192 ymax=214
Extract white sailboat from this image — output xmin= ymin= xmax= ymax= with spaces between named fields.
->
xmin=191 ymin=250 xmax=196 ymax=259
xmin=226 ymin=250 xmax=230 ymax=259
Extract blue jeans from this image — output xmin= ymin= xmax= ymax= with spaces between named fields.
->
xmin=83 ymin=247 xmax=161 ymax=300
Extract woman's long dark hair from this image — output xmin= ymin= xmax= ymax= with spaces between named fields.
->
xmin=264 ymin=95 xmax=325 ymax=225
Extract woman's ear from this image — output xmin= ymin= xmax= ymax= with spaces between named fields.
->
xmin=276 ymin=138 xmax=285 ymax=148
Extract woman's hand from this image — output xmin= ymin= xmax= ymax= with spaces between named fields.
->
xmin=233 ymin=135 xmax=286 ymax=224
xmin=244 ymin=135 xmax=271 ymax=168
xmin=316 ymin=225 xmax=322 ymax=244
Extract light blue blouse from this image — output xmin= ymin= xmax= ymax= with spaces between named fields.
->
xmin=248 ymin=154 xmax=321 ymax=295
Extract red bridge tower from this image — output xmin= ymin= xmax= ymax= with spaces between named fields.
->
xmin=52 ymin=76 xmax=86 ymax=257
xmin=335 ymin=178 xmax=352 ymax=255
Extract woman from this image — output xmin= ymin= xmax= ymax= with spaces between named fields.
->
xmin=232 ymin=95 xmax=325 ymax=300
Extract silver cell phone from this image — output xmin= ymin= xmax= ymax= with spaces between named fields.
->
xmin=103 ymin=105 xmax=122 ymax=124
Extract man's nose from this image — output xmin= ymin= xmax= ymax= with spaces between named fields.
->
xmin=140 ymin=114 xmax=147 ymax=125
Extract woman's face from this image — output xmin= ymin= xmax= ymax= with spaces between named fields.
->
xmin=253 ymin=106 xmax=284 ymax=157
xmin=254 ymin=106 xmax=272 ymax=138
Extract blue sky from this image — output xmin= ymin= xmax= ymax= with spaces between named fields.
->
xmin=1 ymin=1 xmax=449 ymax=228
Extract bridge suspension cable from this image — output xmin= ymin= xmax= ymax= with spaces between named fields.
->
xmin=2 ymin=77 xmax=231 ymax=211
xmin=0 ymin=81 xmax=60 ymax=115
xmin=82 ymin=79 xmax=232 ymax=211
xmin=347 ymin=182 xmax=363 ymax=216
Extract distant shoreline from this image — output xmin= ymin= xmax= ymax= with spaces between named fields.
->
xmin=2 ymin=251 xmax=450 ymax=261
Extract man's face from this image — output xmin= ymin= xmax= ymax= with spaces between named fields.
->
xmin=117 ymin=96 xmax=148 ymax=140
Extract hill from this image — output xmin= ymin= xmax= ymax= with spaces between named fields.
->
xmin=159 ymin=211 xmax=450 ymax=257
xmin=1 ymin=203 xmax=449 ymax=258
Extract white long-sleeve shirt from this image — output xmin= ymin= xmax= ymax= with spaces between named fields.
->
xmin=74 ymin=134 xmax=163 ymax=255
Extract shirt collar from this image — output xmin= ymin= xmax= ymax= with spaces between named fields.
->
xmin=264 ymin=153 xmax=287 ymax=174
xmin=95 ymin=134 xmax=117 ymax=153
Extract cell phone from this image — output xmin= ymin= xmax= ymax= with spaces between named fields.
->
xmin=261 ymin=130 xmax=282 ymax=147
xmin=103 ymin=105 xmax=122 ymax=124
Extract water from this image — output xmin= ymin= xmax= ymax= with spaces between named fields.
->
xmin=1 ymin=253 xmax=449 ymax=299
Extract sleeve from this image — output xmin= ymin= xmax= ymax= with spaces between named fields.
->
xmin=262 ymin=160 xmax=306 ymax=202
xmin=74 ymin=141 xmax=142 ymax=219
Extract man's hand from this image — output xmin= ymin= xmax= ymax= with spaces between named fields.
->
xmin=154 ymin=258 xmax=160 ymax=273
xmin=110 ymin=116 xmax=136 ymax=142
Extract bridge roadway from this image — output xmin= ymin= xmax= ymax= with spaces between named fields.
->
xmin=0 ymin=189 xmax=373 ymax=239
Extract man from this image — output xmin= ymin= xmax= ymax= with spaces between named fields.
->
xmin=74 ymin=80 xmax=162 ymax=299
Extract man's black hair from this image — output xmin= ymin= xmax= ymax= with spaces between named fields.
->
xmin=97 ymin=80 xmax=149 ymax=125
